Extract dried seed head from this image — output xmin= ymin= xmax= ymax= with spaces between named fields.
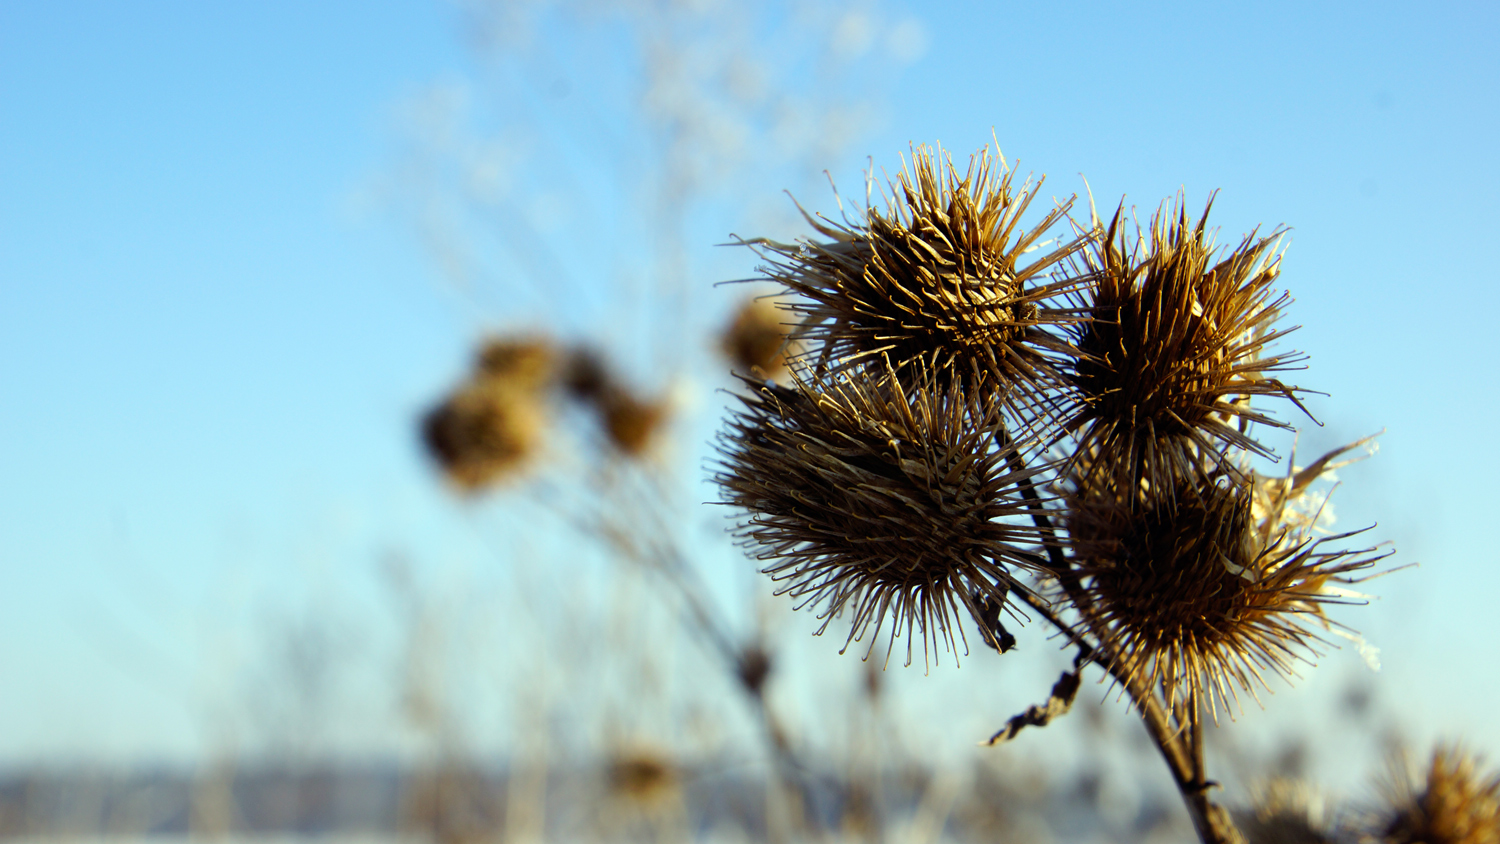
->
xmin=748 ymin=144 xmax=1084 ymax=420
xmin=716 ymin=361 xmax=1049 ymax=667
xmin=476 ymin=336 xmax=555 ymax=387
xmin=607 ymin=749 xmax=680 ymax=807
xmin=1365 ymin=746 xmax=1500 ymax=844
xmin=1238 ymin=778 xmax=1338 ymax=844
xmin=721 ymin=296 xmax=791 ymax=379
xmin=735 ymin=644 xmax=773 ymax=695
xmin=598 ymin=387 xmax=668 ymax=457
xmin=423 ymin=336 xmax=556 ymax=490
xmin=562 ymin=346 xmax=609 ymax=400
xmin=1067 ymin=462 xmax=1384 ymax=716
xmin=555 ymin=343 xmax=668 ymax=458
xmin=422 ymin=378 xmax=547 ymax=489
xmin=1064 ymin=195 xmax=1308 ymax=491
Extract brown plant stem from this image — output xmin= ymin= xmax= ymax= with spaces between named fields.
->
xmin=1134 ymin=683 xmax=1242 ymax=844
xmin=999 ymin=436 xmax=1243 ymax=844
xmin=1047 ymin=590 xmax=1240 ymax=842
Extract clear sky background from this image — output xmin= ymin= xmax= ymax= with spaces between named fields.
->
xmin=3 ymin=0 xmax=1498 ymax=796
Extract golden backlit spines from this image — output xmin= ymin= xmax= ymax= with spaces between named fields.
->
xmin=716 ymin=360 xmax=1050 ymax=667
xmin=748 ymin=144 xmax=1086 ymax=424
xmin=1064 ymin=196 xmax=1310 ymax=493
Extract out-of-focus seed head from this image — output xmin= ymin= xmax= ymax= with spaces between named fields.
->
xmin=1363 ymin=745 xmax=1500 ymax=844
xmin=1064 ymin=195 xmax=1308 ymax=492
xmin=598 ymin=387 xmax=668 ymax=457
xmin=1238 ymin=778 xmax=1339 ymax=844
xmin=1067 ymin=463 xmax=1384 ymax=717
xmin=747 ymin=144 xmax=1085 ymax=425
xmin=721 ymin=296 xmax=791 ymax=380
xmin=423 ymin=336 xmax=557 ymax=490
xmin=606 ymin=748 xmax=680 ymax=808
xmin=476 ymin=336 xmax=555 ymax=387
xmin=422 ymin=378 xmax=547 ymax=490
xmin=716 ymin=361 xmax=1050 ymax=667
xmin=554 ymin=343 xmax=668 ymax=458
xmin=561 ymin=346 xmax=609 ymax=400
xmin=735 ymin=643 xmax=773 ymax=695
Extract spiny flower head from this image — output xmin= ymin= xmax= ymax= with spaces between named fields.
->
xmin=1066 ymin=461 xmax=1385 ymax=717
xmin=746 ymin=143 xmax=1085 ymax=422
xmin=1364 ymin=745 xmax=1500 ymax=844
xmin=715 ymin=361 xmax=1050 ymax=667
xmin=1064 ymin=195 xmax=1309 ymax=492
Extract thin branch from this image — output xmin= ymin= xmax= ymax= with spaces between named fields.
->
xmin=1016 ymin=554 xmax=1240 ymax=844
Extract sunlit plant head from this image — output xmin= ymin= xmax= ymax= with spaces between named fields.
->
xmin=1064 ymin=457 xmax=1386 ymax=718
xmin=716 ymin=359 xmax=1049 ymax=667
xmin=1061 ymin=195 xmax=1310 ymax=494
xmin=747 ymin=143 xmax=1086 ymax=429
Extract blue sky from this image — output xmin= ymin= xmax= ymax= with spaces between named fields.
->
xmin=2 ymin=0 xmax=1498 ymax=790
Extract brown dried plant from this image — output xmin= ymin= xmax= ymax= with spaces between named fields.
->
xmin=1361 ymin=746 xmax=1500 ymax=844
xmin=423 ymin=337 xmax=556 ymax=489
xmin=1062 ymin=195 xmax=1311 ymax=493
xmin=722 ymin=295 xmax=792 ymax=380
xmin=1238 ymin=778 xmax=1339 ymax=844
xmin=716 ymin=360 xmax=1050 ymax=667
xmin=744 ymin=143 xmax=1086 ymax=429
xmin=1066 ymin=467 xmax=1384 ymax=719
xmin=423 ymin=337 xmax=673 ymax=487
xmin=606 ymin=748 xmax=681 ymax=808
xmin=715 ymin=142 xmax=1408 ymax=844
